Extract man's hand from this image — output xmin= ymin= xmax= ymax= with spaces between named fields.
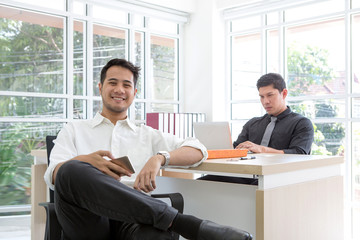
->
xmin=74 ymin=150 xmax=133 ymax=180
xmin=53 ymin=150 xmax=133 ymax=184
xmin=235 ymin=141 xmax=264 ymax=153
xmin=133 ymin=155 xmax=164 ymax=193
xmin=235 ymin=141 xmax=284 ymax=154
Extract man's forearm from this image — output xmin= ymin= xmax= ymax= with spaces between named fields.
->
xmin=168 ymin=146 xmax=204 ymax=166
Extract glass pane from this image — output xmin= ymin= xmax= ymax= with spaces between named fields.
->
xmin=267 ymin=12 xmax=279 ymax=25
xmin=0 ymin=122 xmax=63 ymax=205
xmin=73 ymin=1 xmax=86 ymax=15
xmin=73 ymin=99 xmax=85 ymax=119
xmin=0 ymin=6 xmax=64 ymax=94
xmin=134 ymin=32 xmax=144 ymax=99
xmin=288 ymin=98 xmax=345 ymax=119
xmin=150 ymin=35 xmax=177 ymax=101
xmin=134 ymin=102 xmax=145 ymax=121
xmin=352 ymin=122 xmax=360 ymax=239
xmin=148 ymin=18 xmax=178 ymax=34
xmin=93 ymin=24 xmax=126 ymax=96
xmin=231 ymin=102 xmax=263 ymax=120
xmin=231 ymin=33 xmax=261 ymax=101
xmin=285 ymin=0 xmax=344 ymax=21
xmin=312 ymin=122 xmax=345 ymax=156
xmin=353 ymin=0 xmax=360 ymax=8
xmin=352 ymin=14 xmax=360 ymax=93
xmin=150 ymin=103 xmax=178 ymax=112
xmin=0 ymin=96 xmax=65 ymax=118
xmin=93 ymin=5 xmax=128 ymax=24
xmin=267 ymin=30 xmax=279 ymax=73
xmin=231 ymin=121 xmax=247 ymax=143
xmin=74 ymin=20 xmax=85 ymax=95
xmin=353 ymin=98 xmax=360 ymax=118
xmin=231 ymin=16 xmax=261 ymax=32
xmin=286 ymin=18 xmax=345 ymax=97
xmin=93 ymin=100 xmax=102 ymax=115
xmin=133 ymin=14 xmax=144 ymax=28
xmin=12 ymin=0 xmax=65 ymax=11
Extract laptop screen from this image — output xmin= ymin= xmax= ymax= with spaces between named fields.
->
xmin=193 ymin=122 xmax=233 ymax=150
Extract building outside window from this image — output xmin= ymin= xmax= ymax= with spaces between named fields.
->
xmin=0 ymin=0 xmax=185 ymax=219
xmin=227 ymin=0 xmax=360 ymax=238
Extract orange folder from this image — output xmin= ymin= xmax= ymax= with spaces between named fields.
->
xmin=207 ymin=149 xmax=248 ymax=159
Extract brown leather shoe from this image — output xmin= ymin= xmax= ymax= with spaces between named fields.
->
xmin=197 ymin=220 xmax=252 ymax=240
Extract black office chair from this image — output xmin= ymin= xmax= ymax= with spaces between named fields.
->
xmin=40 ymin=136 xmax=184 ymax=240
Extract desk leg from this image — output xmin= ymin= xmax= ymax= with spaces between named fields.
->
xmin=256 ymin=176 xmax=344 ymax=240
xmin=31 ymin=164 xmax=47 ymax=240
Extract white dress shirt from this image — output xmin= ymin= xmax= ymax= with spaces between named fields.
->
xmin=44 ymin=112 xmax=208 ymax=190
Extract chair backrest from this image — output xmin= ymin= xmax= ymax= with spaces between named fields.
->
xmin=46 ymin=135 xmax=57 ymax=203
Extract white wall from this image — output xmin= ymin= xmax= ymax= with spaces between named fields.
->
xmin=142 ymin=0 xmax=251 ymax=121
xmin=182 ymin=0 xmax=227 ymax=121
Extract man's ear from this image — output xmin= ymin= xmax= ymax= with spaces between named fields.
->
xmin=98 ymin=82 xmax=102 ymax=93
xmin=282 ymin=89 xmax=288 ymax=99
xmin=134 ymin=88 xmax=137 ymax=96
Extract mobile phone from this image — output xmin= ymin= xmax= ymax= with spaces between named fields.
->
xmin=110 ymin=156 xmax=135 ymax=174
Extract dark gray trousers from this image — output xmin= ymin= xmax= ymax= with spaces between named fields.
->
xmin=54 ymin=160 xmax=178 ymax=240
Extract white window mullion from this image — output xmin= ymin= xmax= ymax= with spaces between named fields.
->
xmin=86 ymin=3 xmax=94 ymax=119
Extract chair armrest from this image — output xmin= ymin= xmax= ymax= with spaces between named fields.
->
xmin=151 ymin=193 xmax=184 ymax=213
xmin=39 ymin=202 xmax=62 ymax=240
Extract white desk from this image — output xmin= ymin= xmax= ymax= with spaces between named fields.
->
xmin=31 ymin=152 xmax=344 ymax=240
xmin=153 ymin=153 xmax=344 ymax=240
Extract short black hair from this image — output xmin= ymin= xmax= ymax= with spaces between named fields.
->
xmin=256 ymin=73 xmax=286 ymax=93
xmin=100 ymin=58 xmax=140 ymax=88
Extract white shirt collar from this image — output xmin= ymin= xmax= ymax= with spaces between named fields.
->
xmin=90 ymin=112 xmax=137 ymax=132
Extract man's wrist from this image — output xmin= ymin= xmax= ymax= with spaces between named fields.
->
xmin=157 ymin=151 xmax=170 ymax=167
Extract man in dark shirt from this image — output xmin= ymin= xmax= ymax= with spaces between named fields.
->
xmin=233 ymin=73 xmax=314 ymax=154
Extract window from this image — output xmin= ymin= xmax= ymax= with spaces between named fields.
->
xmin=0 ymin=0 xmax=184 ymax=216
xmin=227 ymin=0 xmax=360 ymax=238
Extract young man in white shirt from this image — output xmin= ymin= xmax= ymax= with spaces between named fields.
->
xmin=44 ymin=58 xmax=252 ymax=240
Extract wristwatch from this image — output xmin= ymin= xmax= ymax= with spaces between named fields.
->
xmin=157 ymin=151 xmax=170 ymax=167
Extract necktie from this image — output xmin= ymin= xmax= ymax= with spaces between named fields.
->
xmin=260 ymin=116 xmax=277 ymax=147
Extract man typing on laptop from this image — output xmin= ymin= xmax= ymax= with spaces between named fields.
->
xmin=233 ymin=73 xmax=314 ymax=155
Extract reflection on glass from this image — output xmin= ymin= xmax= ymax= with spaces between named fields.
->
xmin=150 ymin=103 xmax=178 ymax=113
xmin=231 ymin=102 xmax=263 ymax=120
xmin=285 ymin=0 xmax=344 ymax=21
xmin=150 ymin=35 xmax=177 ymax=101
xmin=231 ymin=33 xmax=261 ymax=101
xmin=267 ymin=30 xmax=279 ymax=73
xmin=0 ymin=6 xmax=64 ymax=93
xmin=352 ymin=15 xmax=360 ymax=93
xmin=93 ymin=24 xmax=126 ymax=96
xmin=0 ymin=96 xmax=65 ymax=118
xmin=148 ymin=18 xmax=178 ymax=34
xmin=286 ymin=18 xmax=345 ymax=96
xmin=0 ymin=122 xmax=63 ymax=206
xmin=288 ymin=98 xmax=345 ymax=119
xmin=93 ymin=5 xmax=128 ymax=24
xmin=134 ymin=102 xmax=145 ymax=121
xmin=135 ymin=32 xmax=144 ymax=99
xmin=74 ymin=20 xmax=85 ymax=95
xmin=73 ymin=99 xmax=85 ymax=119
xmin=231 ymin=16 xmax=261 ymax=32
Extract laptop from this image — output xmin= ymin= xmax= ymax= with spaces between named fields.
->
xmin=193 ymin=122 xmax=233 ymax=150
